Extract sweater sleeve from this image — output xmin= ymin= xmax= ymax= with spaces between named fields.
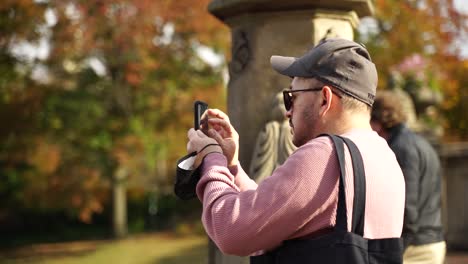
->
xmin=195 ymin=140 xmax=339 ymax=256
xmin=231 ymin=163 xmax=258 ymax=191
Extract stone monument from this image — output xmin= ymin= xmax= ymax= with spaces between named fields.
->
xmin=249 ymin=92 xmax=296 ymax=183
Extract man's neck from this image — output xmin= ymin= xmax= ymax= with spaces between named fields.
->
xmin=322 ymin=112 xmax=372 ymax=136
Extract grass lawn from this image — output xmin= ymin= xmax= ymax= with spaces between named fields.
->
xmin=0 ymin=232 xmax=208 ymax=264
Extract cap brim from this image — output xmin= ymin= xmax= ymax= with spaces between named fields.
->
xmin=271 ymin=55 xmax=295 ymax=73
xmin=270 ymin=55 xmax=313 ymax=78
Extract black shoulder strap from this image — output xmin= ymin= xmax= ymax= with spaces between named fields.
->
xmin=318 ymin=134 xmax=367 ymax=236
xmin=326 ymin=135 xmax=348 ymax=233
xmin=340 ymin=136 xmax=366 ymax=236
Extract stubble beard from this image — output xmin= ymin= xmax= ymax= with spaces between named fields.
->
xmin=295 ymin=107 xmax=319 ymax=147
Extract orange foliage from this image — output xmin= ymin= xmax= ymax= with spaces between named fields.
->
xmin=28 ymin=138 xmax=61 ymax=174
xmin=362 ymin=0 xmax=468 ymax=138
xmin=1 ymin=0 xmax=229 ymax=224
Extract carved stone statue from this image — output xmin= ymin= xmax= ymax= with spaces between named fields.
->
xmin=388 ymin=71 xmax=420 ymax=132
xmin=249 ymin=92 xmax=296 ymax=183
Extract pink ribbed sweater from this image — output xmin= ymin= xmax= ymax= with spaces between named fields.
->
xmin=196 ymin=130 xmax=405 ymax=256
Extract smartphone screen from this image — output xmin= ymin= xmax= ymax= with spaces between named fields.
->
xmin=194 ymin=101 xmax=208 ymax=132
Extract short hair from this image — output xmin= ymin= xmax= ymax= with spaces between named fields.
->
xmin=312 ymin=79 xmax=371 ymax=113
xmin=371 ymin=91 xmax=408 ymax=129
xmin=331 ymin=87 xmax=371 ymax=113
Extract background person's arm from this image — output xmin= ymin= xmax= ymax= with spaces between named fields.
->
xmin=391 ymin=141 xmax=420 ymax=247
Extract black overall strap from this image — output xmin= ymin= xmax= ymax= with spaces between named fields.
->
xmin=327 ymin=135 xmax=348 ymax=233
xmin=340 ymin=136 xmax=366 ymax=237
xmin=323 ymin=134 xmax=367 ymax=236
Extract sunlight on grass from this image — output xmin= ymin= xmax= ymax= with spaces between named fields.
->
xmin=1 ymin=233 xmax=208 ymax=264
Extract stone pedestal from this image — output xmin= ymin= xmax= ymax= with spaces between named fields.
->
xmin=209 ymin=0 xmax=370 ymax=173
xmin=440 ymin=143 xmax=468 ymax=250
xmin=207 ymin=1 xmax=374 ymax=263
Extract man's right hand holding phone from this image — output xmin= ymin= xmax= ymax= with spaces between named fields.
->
xmin=204 ymin=109 xmax=239 ymax=169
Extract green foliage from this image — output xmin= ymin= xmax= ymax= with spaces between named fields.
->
xmin=0 ymin=0 xmax=228 ymax=225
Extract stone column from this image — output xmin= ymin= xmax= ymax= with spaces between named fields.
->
xmin=207 ymin=1 xmax=374 ymax=263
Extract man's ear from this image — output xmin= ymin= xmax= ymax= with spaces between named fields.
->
xmin=319 ymin=86 xmax=334 ymax=117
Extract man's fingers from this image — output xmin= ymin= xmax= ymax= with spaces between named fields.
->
xmin=208 ymin=109 xmax=230 ymax=122
xmin=208 ymin=118 xmax=232 ymax=133
xmin=189 ymin=127 xmax=210 ymax=139
xmin=200 ymin=110 xmax=209 ymax=120
xmin=187 ymin=128 xmax=197 ymax=138
xmin=208 ymin=129 xmax=223 ymax=144
xmin=196 ymin=129 xmax=207 ymax=138
xmin=186 ymin=141 xmax=192 ymax=151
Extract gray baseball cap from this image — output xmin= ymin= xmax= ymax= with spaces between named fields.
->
xmin=270 ymin=38 xmax=377 ymax=106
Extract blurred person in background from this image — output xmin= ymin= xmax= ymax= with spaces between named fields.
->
xmin=371 ymin=91 xmax=446 ymax=264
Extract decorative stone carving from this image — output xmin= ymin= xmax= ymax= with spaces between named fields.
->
xmin=229 ymin=30 xmax=250 ymax=76
xmin=249 ymin=92 xmax=296 ymax=183
xmin=320 ymin=27 xmax=339 ymax=42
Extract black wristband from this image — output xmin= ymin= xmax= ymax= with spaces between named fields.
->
xmin=198 ymin=143 xmax=220 ymax=153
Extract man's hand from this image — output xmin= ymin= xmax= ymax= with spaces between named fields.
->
xmin=206 ymin=109 xmax=239 ymax=167
xmin=187 ymin=128 xmax=219 ymax=154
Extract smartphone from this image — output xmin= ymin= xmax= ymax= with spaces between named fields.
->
xmin=194 ymin=100 xmax=208 ymax=133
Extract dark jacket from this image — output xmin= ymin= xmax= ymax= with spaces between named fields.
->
xmin=387 ymin=124 xmax=444 ymax=247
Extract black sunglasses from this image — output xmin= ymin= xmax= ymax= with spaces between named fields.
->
xmin=282 ymin=86 xmax=323 ymax=111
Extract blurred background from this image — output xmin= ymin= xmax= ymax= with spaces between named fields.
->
xmin=0 ymin=0 xmax=467 ymax=263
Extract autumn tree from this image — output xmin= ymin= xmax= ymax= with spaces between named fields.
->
xmin=0 ymin=0 xmax=48 ymax=225
xmin=0 ymin=0 xmax=229 ymax=233
xmin=357 ymin=0 xmax=468 ymax=139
